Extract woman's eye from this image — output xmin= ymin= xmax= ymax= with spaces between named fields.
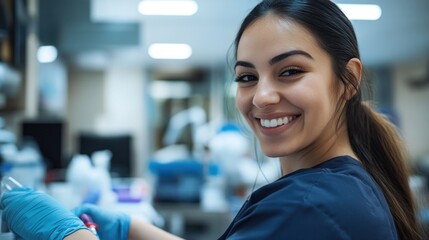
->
xmin=281 ymin=68 xmax=304 ymax=77
xmin=235 ymin=74 xmax=258 ymax=82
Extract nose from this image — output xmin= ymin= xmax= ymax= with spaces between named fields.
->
xmin=252 ymin=77 xmax=281 ymax=108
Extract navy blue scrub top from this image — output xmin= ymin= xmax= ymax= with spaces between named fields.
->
xmin=218 ymin=156 xmax=398 ymax=240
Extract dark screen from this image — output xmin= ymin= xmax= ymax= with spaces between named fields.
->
xmin=21 ymin=120 xmax=64 ymax=169
xmin=78 ymin=133 xmax=132 ymax=177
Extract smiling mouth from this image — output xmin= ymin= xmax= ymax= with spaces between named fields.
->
xmin=259 ymin=115 xmax=300 ymax=128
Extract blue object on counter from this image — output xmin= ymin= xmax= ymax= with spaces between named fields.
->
xmin=149 ymin=159 xmax=204 ymax=203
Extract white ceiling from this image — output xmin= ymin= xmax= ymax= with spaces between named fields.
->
xmin=86 ymin=0 xmax=429 ymax=69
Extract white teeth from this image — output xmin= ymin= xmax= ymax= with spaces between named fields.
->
xmin=260 ymin=116 xmax=297 ymax=128
xmin=261 ymin=119 xmax=268 ymax=127
xmin=283 ymin=117 xmax=289 ymax=124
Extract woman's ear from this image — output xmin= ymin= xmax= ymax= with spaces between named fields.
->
xmin=343 ymin=58 xmax=362 ymax=100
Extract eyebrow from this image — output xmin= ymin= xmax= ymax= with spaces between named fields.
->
xmin=234 ymin=50 xmax=314 ymax=69
xmin=269 ymin=50 xmax=314 ymax=65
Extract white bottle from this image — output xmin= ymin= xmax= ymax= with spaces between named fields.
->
xmin=92 ymin=150 xmax=117 ymax=207
xmin=201 ymin=162 xmax=227 ymax=212
xmin=66 ymin=154 xmax=95 ymax=207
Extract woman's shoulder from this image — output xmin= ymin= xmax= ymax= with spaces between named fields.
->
xmin=260 ymin=155 xmax=387 ymax=212
xmin=254 ymin=156 xmax=373 ymax=201
xmin=244 ymin=155 xmax=397 ymax=239
xmin=220 ymin=156 xmax=398 ymax=239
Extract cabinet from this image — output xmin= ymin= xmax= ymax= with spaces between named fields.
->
xmin=0 ymin=0 xmax=27 ymax=111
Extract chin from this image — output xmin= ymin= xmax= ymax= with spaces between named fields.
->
xmin=260 ymin=146 xmax=289 ymax=158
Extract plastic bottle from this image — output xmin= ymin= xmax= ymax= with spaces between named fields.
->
xmin=66 ymin=154 xmax=98 ymax=206
xmin=201 ymin=162 xmax=227 ymax=211
xmin=92 ymin=150 xmax=117 ymax=207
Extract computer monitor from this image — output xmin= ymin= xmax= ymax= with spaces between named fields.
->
xmin=21 ymin=119 xmax=64 ymax=170
xmin=78 ymin=133 xmax=132 ymax=177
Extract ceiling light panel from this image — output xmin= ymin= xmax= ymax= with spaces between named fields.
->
xmin=337 ymin=4 xmax=382 ymax=20
xmin=138 ymin=0 xmax=198 ymax=16
xmin=148 ymin=43 xmax=192 ymax=59
xmin=37 ymin=46 xmax=58 ymax=63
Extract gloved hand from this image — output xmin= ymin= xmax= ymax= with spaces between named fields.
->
xmin=0 ymin=187 xmax=87 ymax=240
xmin=73 ymin=203 xmax=131 ymax=240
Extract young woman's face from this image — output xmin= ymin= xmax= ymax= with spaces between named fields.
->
xmin=235 ymin=14 xmax=342 ymax=159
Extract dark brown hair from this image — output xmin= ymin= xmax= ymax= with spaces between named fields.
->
xmin=233 ymin=0 xmax=421 ymax=239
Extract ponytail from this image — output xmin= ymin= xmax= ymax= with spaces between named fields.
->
xmin=346 ymin=97 xmax=421 ymax=239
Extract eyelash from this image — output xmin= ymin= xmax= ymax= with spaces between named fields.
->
xmin=235 ymin=74 xmax=257 ymax=83
xmin=235 ymin=67 xmax=304 ymax=83
xmin=280 ymin=68 xmax=304 ymax=77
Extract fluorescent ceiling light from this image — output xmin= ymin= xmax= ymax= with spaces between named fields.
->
xmin=138 ymin=0 xmax=198 ymax=16
xmin=148 ymin=43 xmax=192 ymax=60
xmin=337 ymin=4 xmax=382 ymax=20
xmin=37 ymin=45 xmax=58 ymax=63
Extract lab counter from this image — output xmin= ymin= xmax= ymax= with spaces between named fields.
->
xmin=154 ymin=203 xmax=231 ymax=240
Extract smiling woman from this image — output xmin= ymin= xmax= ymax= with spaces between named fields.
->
xmin=227 ymin=0 xmax=421 ymax=239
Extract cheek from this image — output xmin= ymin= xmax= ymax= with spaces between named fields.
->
xmin=284 ymin=83 xmax=316 ymax=107
xmin=287 ymin=81 xmax=333 ymax=117
xmin=301 ymin=84 xmax=338 ymax=121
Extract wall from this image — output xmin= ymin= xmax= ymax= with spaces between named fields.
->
xmin=66 ymin=66 xmax=148 ymax=177
xmin=66 ymin=69 xmax=104 ymax=158
xmin=393 ymin=58 xmax=429 ymax=160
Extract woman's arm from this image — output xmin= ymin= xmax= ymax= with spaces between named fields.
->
xmin=63 ymin=217 xmax=185 ymax=240
xmin=63 ymin=229 xmax=99 ymax=240
xmin=128 ymin=216 xmax=185 ymax=240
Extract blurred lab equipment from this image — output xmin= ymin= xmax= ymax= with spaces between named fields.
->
xmin=59 ymin=151 xmax=163 ymax=228
xmin=207 ymin=123 xmax=250 ymax=213
xmin=208 ymin=123 xmax=249 ymax=183
xmin=200 ymin=161 xmax=227 ymax=212
xmin=65 ymin=154 xmax=101 ymax=207
xmin=149 ymin=146 xmax=231 ymax=239
xmin=92 ymin=150 xmax=117 ymax=206
xmin=208 ymin=123 xmax=280 ymax=213
xmin=0 ymin=137 xmax=46 ymax=190
xmin=1 ymin=176 xmax=23 ymax=192
xmin=0 ymin=117 xmax=16 ymax=174
xmin=79 ymin=133 xmax=132 ymax=178
xmin=150 ymin=106 xmax=208 ymax=204
xmin=65 ymin=151 xmax=117 ymax=208
xmin=0 ymin=63 xmax=21 ymax=108
xmin=163 ymin=106 xmax=207 ymax=159
xmin=0 ymin=118 xmax=15 ymax=145
xmin=149 ymin=147 xmax=204 ymax=204
xmin=20 ymin=119 xmax=64 ymax=170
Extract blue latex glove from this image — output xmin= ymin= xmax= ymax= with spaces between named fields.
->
xmin=0 ymin=187 xmax=87 ymax=240
xmin=73 ymin=203 xmax=130 ymax=240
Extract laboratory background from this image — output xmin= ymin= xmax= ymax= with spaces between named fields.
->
xmin=1 ymin=0 xmax=429 ymax=239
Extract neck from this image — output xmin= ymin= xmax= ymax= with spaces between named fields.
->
xmin=279 ymin=122 xmax=357 ymax=175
